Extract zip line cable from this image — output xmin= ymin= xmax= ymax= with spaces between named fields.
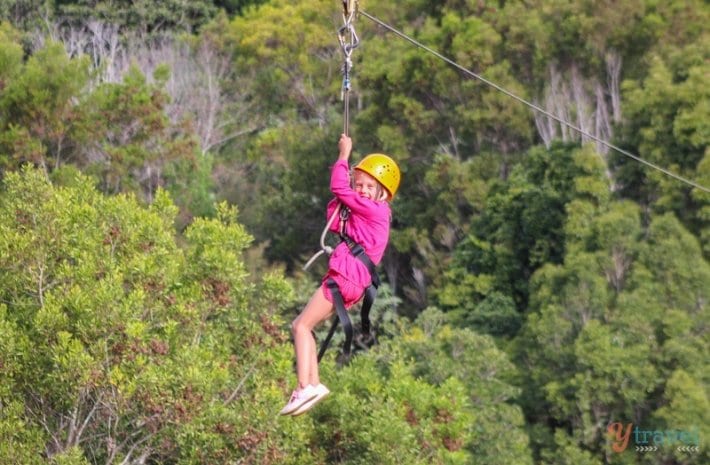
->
xmin=359 ymin=10 xmax=710 ymax=194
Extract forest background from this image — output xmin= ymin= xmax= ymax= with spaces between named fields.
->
xmin=0 ymin=0 xmax=708 ymax=464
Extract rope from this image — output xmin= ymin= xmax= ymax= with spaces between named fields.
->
xmin=359 ymin=10 xmax=710 ymax=194
xmin=338 ymin=1 xmax=359 ymax=136
xmin=303 ymin=203 xmax=341 ymax=271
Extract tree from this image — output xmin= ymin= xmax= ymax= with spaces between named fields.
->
xmin=437 ymin=141 xmax=609 ymax=325
xmin=309 ymin=307 xmax=533 ymax=465
xmin=616 ymin=39 xmax=710 ymax=250
xmin=514 ymin=203 xmax=709 ymax=464
xmin=653 ymin=370 xmax=709 ymax=464
xmin=0 ymin=0 xmax=54 ymax=32
xmin=56 ymin=0 xmax=219 ymax=35
xmin=0 ymin=32 xmax=214 ymax=226
xmin=0 ymin=167 xmax=297 ymax=464
xmin=0 ymin=40 xmax=90 ymax=175
xmin=0 ymin=165 xmax=536 ymax=464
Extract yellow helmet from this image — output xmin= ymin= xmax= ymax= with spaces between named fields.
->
xmin=355 ymin=153 xmax=401 ymax=199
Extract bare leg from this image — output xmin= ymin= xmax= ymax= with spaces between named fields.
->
xmin=291 ymin=287 xmax=333 ymax=388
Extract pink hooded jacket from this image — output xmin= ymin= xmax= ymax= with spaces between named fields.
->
xmin=326 ymin=159 xmax=391 ymax=288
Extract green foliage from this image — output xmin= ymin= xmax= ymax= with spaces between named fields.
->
xmin=0 ymin=382 xmax=45 ymax=464
xmin=0 ymin=167 xmax=295 ymax=463
xmin=228 ymin=0 xmax=339 ymax=121
xmin=0 ymin=167 xmax=534 ymax=463
xmin=211 ymin=0 xmax=348 ymax=268
xmin=0 ymin=1 xmax=54 ymax=32
xmin=0 ymin=33 xmax=213 ymax=226
xmin=438 ymin=142 xmax=611 ymax=322
xmin=56 ymin=0 xmax=219 ymax=34
xmin=309 ymin=308 xmax=532 ymax=465
xmin=78 ymin=64 xmax=204 ymax=201
xmin=0 ymin=40 xmax=90 ymax=172
xmin=616 ymin=34 xmax=710 ymax=243
xmin=653 ymin=370 xmax=710 ymax=463
xmin=540 ymin=429 xmax=602 ymax=465
xmin=1 ymin=1 xmax=709 ymax=464
xmin=515 ymin=198 xmax=709 ymax=463
xmin=233 ymin=122 xmax=338 ymax=269
xmin=0 ymin=22 xmax=23 ymax=81
xmin=391 ymin=151 xmax=500 ymax=311
xmin=214 ymin=0 xmax=268 ymax=15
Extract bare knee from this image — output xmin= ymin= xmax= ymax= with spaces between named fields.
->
xmin=291 ymin=288 xmax=333 ymax=337
xmin=291 ymin=317 xmax=310 ymax=336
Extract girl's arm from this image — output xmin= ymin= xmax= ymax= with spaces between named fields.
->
xmin=330 ymin=160 xmax=381 ymax=218
xmin=331 ymin=134 xmax=386 ymax=217
xmin=338 ymin=134 xmax=352 ymax=163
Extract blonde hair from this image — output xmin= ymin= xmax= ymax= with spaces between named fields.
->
xmin=376 ymin=183 xmax=390 ymax=202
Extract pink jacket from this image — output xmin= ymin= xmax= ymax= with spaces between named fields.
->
xmin=326 ymin=159 xmax=391 ymax=288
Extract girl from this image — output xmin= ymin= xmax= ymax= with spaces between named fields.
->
xmin=280 ymin=134 xmax=401 ymax=416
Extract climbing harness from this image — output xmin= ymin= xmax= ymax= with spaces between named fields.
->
xmin=303 ymin=203 xmax=380 ymax=364
xmin=316 ymin=206 xmax=380 ymax=363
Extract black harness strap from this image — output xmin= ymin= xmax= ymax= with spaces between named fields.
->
xmin=317 ymin=278 xmax=353 ymax=362
xmin=317 ymin=232 xmax=380 ymax=364
xmin=346 ymin=240 xmax=380 ymax=337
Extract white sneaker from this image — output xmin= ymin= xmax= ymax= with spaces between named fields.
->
xmin=279 ymin=385 xmax=318 ymax=415
xmin=290 ymin=383 xmax=330 ymax=416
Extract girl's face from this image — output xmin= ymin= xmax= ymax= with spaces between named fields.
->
xmin=353 ymin=169 xmax=384 ymax=201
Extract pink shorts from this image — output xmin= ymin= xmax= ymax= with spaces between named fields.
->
xmin=321 ymin=271 xmax=365 ymax=310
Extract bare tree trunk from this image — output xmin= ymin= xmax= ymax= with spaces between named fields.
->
xmin=45 ymin=20 xmax=256 ymax=158
xmin=448 ymin=125 xmax=460 ymax=159
xmin=410 ymin=266 xmax=427 ymax=308
xmin=606 ymin=51 xmax=623 ymax=122
xmin=594 ymin=82 xmax=612 ymax=155
xmin=553 ymin=66 xmax=572 ymax=143
xmin=571 ymin=64 xmax=593 ymax=146
xmin=534 ymin=97 xmax=553 ymax=148
xmin=532 ymin=58 xmax=623 ymax=192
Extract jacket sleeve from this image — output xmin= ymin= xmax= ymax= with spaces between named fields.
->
xmin=326 ymin=198 xmax=340 ymax=233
